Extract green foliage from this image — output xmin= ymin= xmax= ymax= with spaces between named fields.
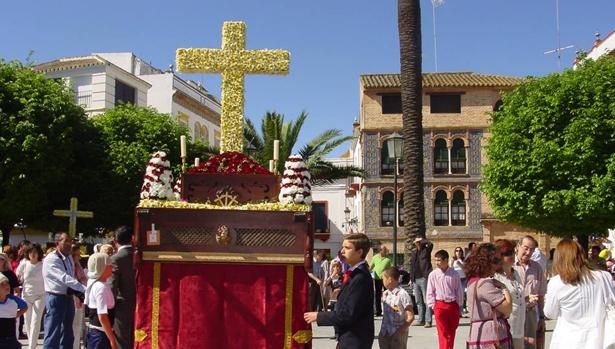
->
xmin=483 ymin=57 xmax=615 ymax=238
xmin=244 ymin=111 xmax=363 ymax=184
xmin=0 ymin=60 xmax=107 ymax=240
xmin=92 ymin=104 xmax=190 ymax=224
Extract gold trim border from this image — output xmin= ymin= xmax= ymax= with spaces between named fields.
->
xmin=284 ymin=265 xmax=293 ymax=349
xmin=142 ymin=251 xmax=305 ymax=264
xmin=152 ymin=262 xmax=161 ymax=349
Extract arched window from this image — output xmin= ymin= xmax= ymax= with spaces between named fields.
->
xmin=381 ymin=146 xmax=394 ymax=175
xmin=381 ymin=191 xmax=395 ymax=226
xmin=194 ymin=122 xmax=202 ymax=141
xmin=201 ymin=125 xmax=209 ymax=143
xmin=493 ymin=99 xmax=503 ymax=112
xmin=381 ymin=138 xmax=405 ymax=176
xmin=434 ymin=139 xmax=448 ymax=174
xmin=451 ymin=191 xmax=466 ymax=226
xmin=451 ymin=138 xmax=466 ymax=174
xmin=434 ymin=190 xmax=449 ymax=226
xmin=398 ymin=193 xmax=404 ymax=227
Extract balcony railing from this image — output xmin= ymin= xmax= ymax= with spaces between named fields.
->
xmin=76 ymin=91 xmax=92 ymax=108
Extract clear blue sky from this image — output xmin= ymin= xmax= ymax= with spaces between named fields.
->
xmin=2 ymin=0 xmax=614 ymax=155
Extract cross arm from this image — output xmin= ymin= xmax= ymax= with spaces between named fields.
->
xmin=176 ymin=48 xmax=228 ymax=73
xmin=241 ymin=50 xmax=290 ymax=75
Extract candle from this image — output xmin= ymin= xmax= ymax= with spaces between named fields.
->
xmin=269 ymin=160 xmax=275 ymax=173
xmin=180 ymin=136 xmax=187 ymax=158
xmin=194 ymin=157 xmax=200 ymax=167
xmin=273 ymin=140 xmax=280 ymax=161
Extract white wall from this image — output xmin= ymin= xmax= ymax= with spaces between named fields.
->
xmin=140 ymin=73 xmax=174 ymax=114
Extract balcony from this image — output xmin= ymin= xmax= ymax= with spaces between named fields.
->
xmin=76 ymin=90 xmax=92 ymax=108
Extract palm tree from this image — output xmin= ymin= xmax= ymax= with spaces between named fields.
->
xmin=398 ymin=0 xmax=426 ymax=268
xmin=244 ymin=111 xmax=363 ymax=185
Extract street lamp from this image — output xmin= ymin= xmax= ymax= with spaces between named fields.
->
xmin=13 ymin=218 xmax=27 ymax=241
xmin=385 ymin=132 xmax=403 ymax=267
xmin=342 ymin=207 xmax=358 ymax=233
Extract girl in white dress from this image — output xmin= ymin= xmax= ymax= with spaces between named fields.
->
xmin=545 ymin=239 xmax=615 ymax=349
xmin=15 ymin=243 xmax=45 ymax=349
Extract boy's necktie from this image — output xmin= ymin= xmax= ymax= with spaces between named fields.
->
xmin=342 ymin=270 xmax=352 ymax=284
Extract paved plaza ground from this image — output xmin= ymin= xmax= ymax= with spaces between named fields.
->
xmin=21 ymin=318 xmax=555 ymax=348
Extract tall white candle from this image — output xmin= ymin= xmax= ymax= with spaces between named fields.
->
xmin=273 ymin=140 xmax=280 ymax=161
xmin=194 ymin=157 xmax=200 ymax=167
xmin=269 ymin=159 xmax=275 ymax=172
xmin=180 ymin=135 xmax=187 ymax=158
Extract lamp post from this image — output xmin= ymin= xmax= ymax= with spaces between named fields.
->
xmin=385 ymin=132 xmax=403 ymax=267
xmin=13 ymin=218 xmax=27 ymax=241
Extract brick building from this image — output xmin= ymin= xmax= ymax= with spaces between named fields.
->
xmin=354 ymin=72 xmax=557 ymax=261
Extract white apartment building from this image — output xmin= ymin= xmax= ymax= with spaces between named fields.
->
xmin=35 ymin=52 xmax=221 ymax=146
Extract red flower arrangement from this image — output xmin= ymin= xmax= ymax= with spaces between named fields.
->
xmin=187 ymin=152 xmax=272 ymax=175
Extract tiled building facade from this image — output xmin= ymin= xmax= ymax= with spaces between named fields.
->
xmin=356 ymin=72 xmax=557 ymax=259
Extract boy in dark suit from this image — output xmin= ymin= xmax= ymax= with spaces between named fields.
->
xmin=304 ymin=233 xmax=374 ymax=349
xmin=110 ymin=226 xmax=136 ymax=349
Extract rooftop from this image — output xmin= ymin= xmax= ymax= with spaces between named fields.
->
xmin=360 ymin=72 xmax=524 ymax=89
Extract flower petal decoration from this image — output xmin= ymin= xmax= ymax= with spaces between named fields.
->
xmin=176 ymin=21 xmax=290 ymax=153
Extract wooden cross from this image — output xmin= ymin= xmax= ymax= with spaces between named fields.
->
xmin=176 ymin=21 xmax=290 ymax=153
xmin=53 ymin=197 xmax=94 ymax=237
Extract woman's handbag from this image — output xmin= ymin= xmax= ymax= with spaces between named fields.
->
xmin=467 ymin=280 xmax=503 ymax=349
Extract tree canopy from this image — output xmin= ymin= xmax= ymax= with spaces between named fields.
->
xmin=91 ymin=104 xmax=192 ymax=226
xmin=0 ymin=60 xmax=107 ymax=243
xmin=483 ymin=57 xmax=615 ymax=238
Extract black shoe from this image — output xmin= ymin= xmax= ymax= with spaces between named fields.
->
xmin=19 ymin=333 xmax=27 ymax=340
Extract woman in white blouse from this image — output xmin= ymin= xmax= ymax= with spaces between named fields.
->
xmin=15 ymin=243 xmax=45 ymax=349
xmin=494 ymin=239 xmax=525 ymax=349
xmin=545 ymin=239 xmax=615 ymax=349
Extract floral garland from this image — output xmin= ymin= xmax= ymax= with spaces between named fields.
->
xmin=176 ymin=21 xmax=290 ymax=153
xmin=187 ymin=152 xmax=272 ymax=175
xmin=138 ymin=199 xmax=310 ymax=212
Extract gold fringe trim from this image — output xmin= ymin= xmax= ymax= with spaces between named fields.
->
xmin=152 ymin=262 xmax=161 ymax=349
xmin=284 ymin=265 xmax=293 ymax=349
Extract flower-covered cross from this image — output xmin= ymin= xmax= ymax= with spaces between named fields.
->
xmin=176 ymin=21 xmax=290 ymax=153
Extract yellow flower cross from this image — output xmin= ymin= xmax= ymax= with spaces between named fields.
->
xmin=176 ymin=21 xmax=290 ymax=153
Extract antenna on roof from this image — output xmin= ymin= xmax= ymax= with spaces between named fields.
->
xmin=431 ymin=0 xmax=445 ymax=72
xmin=543 ymin=0 xmax=574 ymax=70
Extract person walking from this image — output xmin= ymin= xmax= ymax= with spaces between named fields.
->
xmin=84 ymin=253 xmax=118 ymax=349
xmin=427 ymin=250 xmax=463 ymax=349
xmin=409 ymin=237 xmax=433 ymax=327
xmin=110 ymin=226 xmax=136 ymax=349
xmin=42 ymin=233 xmax=86 ymax=349
xmin=304 ymin=233 xmax=374 ymax=349
xmin=465 ymin=243 xmax=514 ymax=349
xmin=16 ymin=243 xmax=45 ymax=349
xmin=370 ymin=246 xmax=392 ymax=317
xmin=494 ymin=239 xmax=526 ymax=349
xmin=544 ymin=239 xmax=615 ymax=349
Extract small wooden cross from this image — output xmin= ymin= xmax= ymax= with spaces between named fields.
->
xmin=176 ymin=21 xmax=290 ymax=153
xmin=53 ymin=197 xmax=94 ymax=237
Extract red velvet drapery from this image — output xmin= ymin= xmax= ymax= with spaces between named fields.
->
xmin=134 ymin=262 xmax=311 ymax=349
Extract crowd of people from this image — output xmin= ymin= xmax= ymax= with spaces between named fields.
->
xmin=0 ymin=226 xmax=135 ymax=349
xmin=305 ymin=233 xmax=615 ymax=349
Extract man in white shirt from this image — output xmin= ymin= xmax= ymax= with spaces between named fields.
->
xmin=42 ymin=233 xmax=86 ymax=349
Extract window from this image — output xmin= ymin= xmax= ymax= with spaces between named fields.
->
xmin=381 ymin=93 xmax=402 ymax=114
xmin=451 ymin=139 xmax=466 ymax=174
xmin=434 ymin=190 xmax=449 ymax=226
xmin=115 ymin=79 xmax=136 ymax=105
xmin=381 ymin=191 xmax=395 ymax=226
xmin=312 ymin=202 xmax=329 ymax=233
xmin=381 ymin=139 xmax=404 ymax=176
xmin=430 ymin=94 xmax=461 ymax=113
xmin=398 ymin=193 xmax=404 ymax=227
xmin=194 ymin=122 xmax=202 ymax=141
xmin=451 ymin=191 xmax=466 ymax=226
xmin=493 ymin=99 xmax=503 ymax=112
xmin=434 ymin=139 xmax=449 ymax=174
